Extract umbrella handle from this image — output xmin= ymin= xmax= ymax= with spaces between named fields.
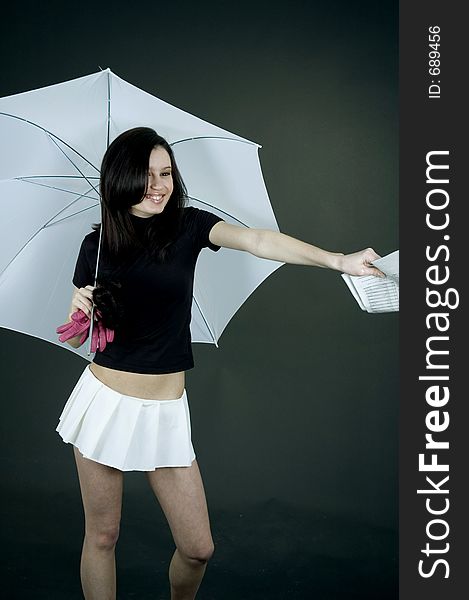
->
xmin=86 ymin=304 xmax=96 ymax=356
xmin=89 ymin=196 xmax=104 ymax=356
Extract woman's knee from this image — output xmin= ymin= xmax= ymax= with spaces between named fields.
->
xmin=85 ymin=523 xmax=121 ymax=551
xmin=181 ymin=540 xmax=215 ymax=564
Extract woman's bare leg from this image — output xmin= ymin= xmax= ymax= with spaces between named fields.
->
xmin=146 ymin=459 xmax=214 ymax=600
xmin=73 ymin=446 xmax=124 ymax=600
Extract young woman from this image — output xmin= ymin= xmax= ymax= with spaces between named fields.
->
xmin=56 ymin=127 xmax=383 ymax=600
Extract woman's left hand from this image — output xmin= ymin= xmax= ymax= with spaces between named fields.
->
xmin=337 ymin=247 xmax=385 ymax=278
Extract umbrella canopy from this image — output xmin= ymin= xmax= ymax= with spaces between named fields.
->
xmin=0 ymin=69 xmax=283 ymax=360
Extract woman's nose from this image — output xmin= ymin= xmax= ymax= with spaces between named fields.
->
xmin=149 ymin=177 xmax=163 ymax=190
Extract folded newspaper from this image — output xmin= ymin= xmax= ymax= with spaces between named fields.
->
xmin=341 ymin=250 xmax=399 ymax=313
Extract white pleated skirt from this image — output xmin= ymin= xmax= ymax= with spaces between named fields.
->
xmin=56 ymin=364 xmax=196 ymax=471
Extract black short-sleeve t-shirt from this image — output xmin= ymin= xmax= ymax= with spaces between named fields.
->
xmin=72 ymin=207 xmax=224 ymax=374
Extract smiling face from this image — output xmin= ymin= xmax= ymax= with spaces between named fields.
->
xmin=129 ymin=146 xmax=174 ymax=218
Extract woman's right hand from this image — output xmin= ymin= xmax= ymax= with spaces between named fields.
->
xmin=69 ymin=285 xmax=95 ymax=320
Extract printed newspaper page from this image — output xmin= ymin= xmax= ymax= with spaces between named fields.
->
xmin=341 ymin=250 xmax=399 ymax=313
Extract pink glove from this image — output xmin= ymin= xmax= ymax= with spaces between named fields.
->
xmin=90 ymin=317 xmax=115 ymax=352
xmin=56 ymin=309 xmax=114 ymax=352
xmin=56 ymin=309 xmax=90 ymax=344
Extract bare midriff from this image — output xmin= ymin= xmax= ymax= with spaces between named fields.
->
xmin=89 ymin=362 xmax=185 ymax=400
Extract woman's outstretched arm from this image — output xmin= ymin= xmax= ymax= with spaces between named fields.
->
xmin=209 ymin=222 xmax=384 ymax=278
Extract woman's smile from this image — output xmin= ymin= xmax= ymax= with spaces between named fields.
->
xmin=145 ymin=193 xmax=165 ymax=204
xmin=130 ymin=146 xmax=174 ymax=217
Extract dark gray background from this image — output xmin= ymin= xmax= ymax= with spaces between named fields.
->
xmin=0 ymin=1 xmax=398 ymax=598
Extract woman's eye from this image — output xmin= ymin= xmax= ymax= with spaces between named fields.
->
xmin=147 ymin=171 xmax=171 ymax=177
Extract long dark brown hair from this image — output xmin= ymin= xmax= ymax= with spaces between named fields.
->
xmin=93 ymin=126 xmax=187 ymax=263
xmin=91 ymin=127 xmax=188 ymax=328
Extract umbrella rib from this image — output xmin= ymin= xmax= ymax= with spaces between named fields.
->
xmin=15 ymin=175 xmax=99 ymax=180
xmin=47 ymin=134 xmax=100 ymax=196
xmin=0 ymin=112 xmax=100 ymax=173
xmin=106 ymin=70 xmax=111 ymax=148
xmin=192 ymin=295 xmax=218 ymax=347
xmin=187 ymin=196 xmax=249 ymax=228
xmin=14 ymin=178 xmax=99 ymax=200
xmin=45 ymin=203 xmax=100 ymax=227
xmin=171 ymin=135 xmax=259 ymax=148
xmin=0 ymin=187 xmax=97 ymax=278
xmin=40 ymin=185 xmax=97 ymax=226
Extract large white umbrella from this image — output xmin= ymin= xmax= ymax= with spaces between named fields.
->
xmin=0 ymin=69 xmax=283 ymax=359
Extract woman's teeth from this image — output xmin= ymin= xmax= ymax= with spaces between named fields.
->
xmin=146 ymin=194 xmax=163 ymax=203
